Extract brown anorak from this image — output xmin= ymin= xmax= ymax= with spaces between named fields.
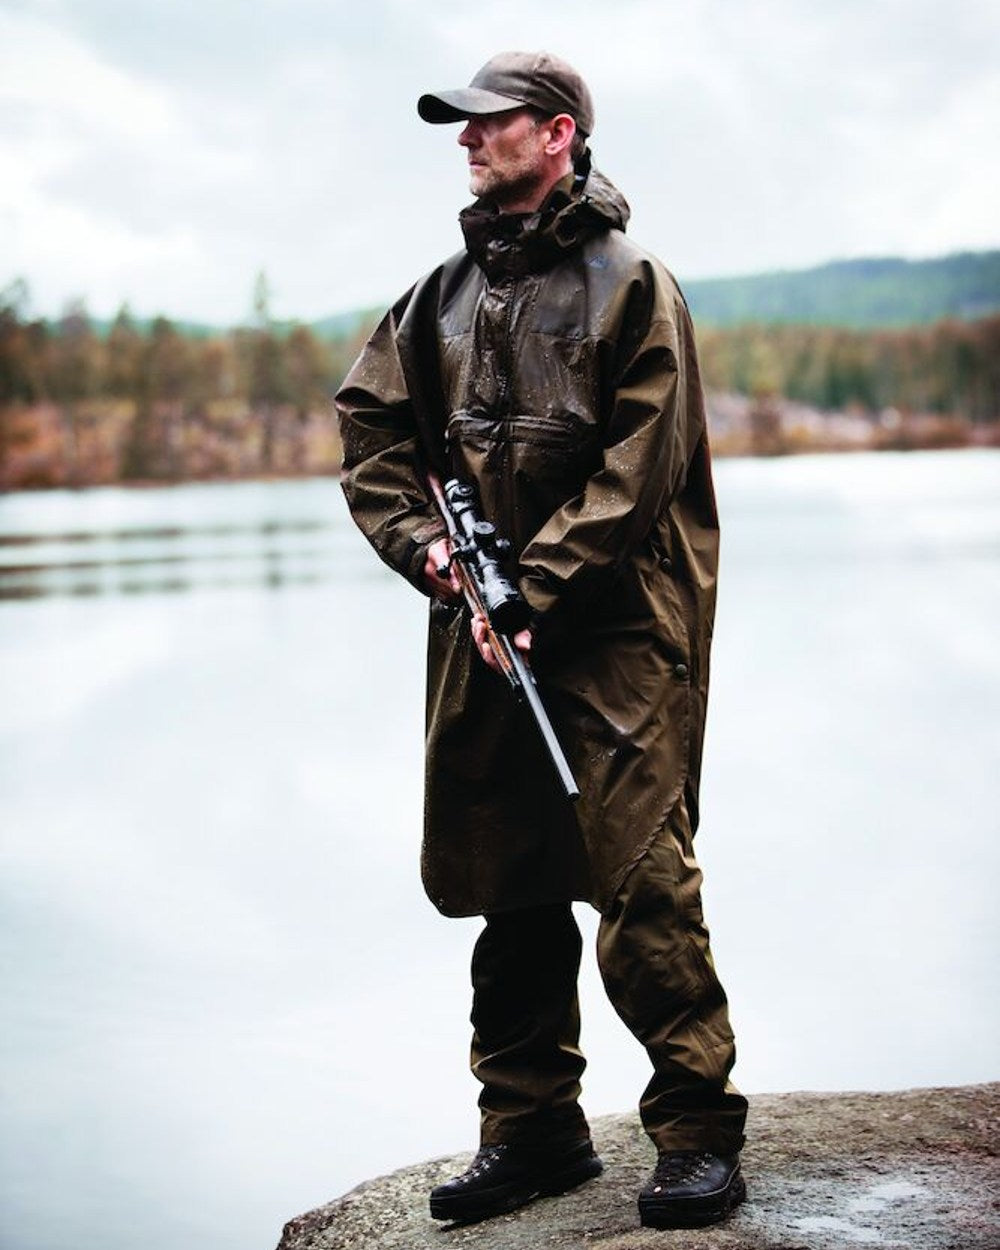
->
xmin=336 ymin=166 xmax=719 ymax=918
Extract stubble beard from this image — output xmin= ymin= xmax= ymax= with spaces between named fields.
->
xmin=468 ymin=157 xmax=545 ymax=212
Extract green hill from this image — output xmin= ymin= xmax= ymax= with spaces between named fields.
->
xmin=87 ymin=307 xmax=382 ymax=342
xmin=310 ymin=307 xmax=384 ymax=339
xmin=70 ymin=249 xmax=1000 ymax=340
xmin=683 ymin=251 xmax=1000 ymax=328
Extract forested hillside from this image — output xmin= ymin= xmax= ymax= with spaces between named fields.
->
xmin=684 ymin=251 xmax=1000 ymax=327
xmin=2 ymin=251 xmax=999 ymax=488
xmin=84 ymin=253 xmax=1000 ymax=339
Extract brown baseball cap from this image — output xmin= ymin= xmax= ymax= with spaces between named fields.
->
xmin=418 ymin=50 xmax=595 ymax=137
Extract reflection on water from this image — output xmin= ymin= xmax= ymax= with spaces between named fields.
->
xmin=0 ymin=521 xmax=339 ymax=600
xmin=4 ymin=467 xmax=999 ymax=602
xmin=0 ymin=478 xmax=375 ymax=599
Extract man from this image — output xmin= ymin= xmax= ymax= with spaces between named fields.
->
xmin=336 ymin=50 xmax=748 ymax=1230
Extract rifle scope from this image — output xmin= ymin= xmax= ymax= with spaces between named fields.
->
xmin=444 ymin=480 xmax=531 ymax=636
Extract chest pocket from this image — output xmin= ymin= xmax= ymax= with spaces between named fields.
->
xmin=445 ymin=410 xmax=600 ymax=552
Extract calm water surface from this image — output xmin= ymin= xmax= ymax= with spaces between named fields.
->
xmin=1 ymin=453 xmax=998 ymax=1250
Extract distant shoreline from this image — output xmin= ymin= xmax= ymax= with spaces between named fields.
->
xmin=2 ymin=395 xmax=996 ymax=494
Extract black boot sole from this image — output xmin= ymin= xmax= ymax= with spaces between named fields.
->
xmin=638 ymin=1169 xmax=746 ymax=1229
xmin=429 ymin=1152 xmax=603 ymax=1223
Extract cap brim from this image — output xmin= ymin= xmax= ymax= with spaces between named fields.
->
xmin=417 ymin=87 xmax=526 ymax=124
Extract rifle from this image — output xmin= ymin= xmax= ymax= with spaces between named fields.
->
xmin=428 ymin=473 xmax=580 ymax=802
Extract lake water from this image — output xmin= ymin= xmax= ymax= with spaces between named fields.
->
xmin=1 ymin=451 xmax=998 ymax=1250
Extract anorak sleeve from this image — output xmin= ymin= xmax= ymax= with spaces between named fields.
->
xmin=518 ymin=265 xmax=706 ymax=619
xmin=335 ymin=304 xmax=446 ymax=592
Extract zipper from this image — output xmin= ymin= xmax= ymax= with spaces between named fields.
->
xmin=498 ymin=275 xmax=520 ymax=533
xmin=497 ymin=275 xmax=519 ymax=416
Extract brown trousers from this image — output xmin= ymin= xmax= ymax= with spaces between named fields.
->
xmin=471 ymin=800 xmax=748 ymax=1155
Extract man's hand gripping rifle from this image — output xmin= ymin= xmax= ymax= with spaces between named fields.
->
xmin=428 ymin=474 xmax=580 ymax=802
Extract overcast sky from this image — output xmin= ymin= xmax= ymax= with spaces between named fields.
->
xmin=2 ymin=0 xmax=999 ymax=324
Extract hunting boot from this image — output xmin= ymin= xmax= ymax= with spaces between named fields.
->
xmin=638 ymin=1150 xmax=746 ymax=1228
xmin=429 ymin=1139 xmax=602 ymax=1223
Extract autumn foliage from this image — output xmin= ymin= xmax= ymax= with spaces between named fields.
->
xmin=2 ymin=277 xmax=998 ymax=489
xmin=0 ymin=280 xmax=363 ymax=489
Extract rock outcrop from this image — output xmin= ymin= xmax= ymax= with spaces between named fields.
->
xmin=277 ymin=1083 xmax=999 ymax=1249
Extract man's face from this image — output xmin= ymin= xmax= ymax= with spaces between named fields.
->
xmin=457 ymin=109 xmax=551 ymax=211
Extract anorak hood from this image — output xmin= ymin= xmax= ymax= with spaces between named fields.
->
xmin=459 ymin=156 xmax=630 ymax=280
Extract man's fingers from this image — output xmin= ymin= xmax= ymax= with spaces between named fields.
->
xmin=471 ymin=614 xmax=499 ymax=670
xmin=471 ymin=616 xmax=533 ymax=671
xmin=424 ymin=537 xmax=461 ymax=602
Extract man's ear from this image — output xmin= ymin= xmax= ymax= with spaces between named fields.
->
xmin=543 ymin=113 xmax=576 ymax=158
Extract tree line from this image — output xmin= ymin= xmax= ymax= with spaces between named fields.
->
xmin=697 ymin=316 xmax=1000 ymax=421
xmin=0 ymin=277 xmax=362 ymax=488
xmin=2 ymin=276 xmax=998 ymax=489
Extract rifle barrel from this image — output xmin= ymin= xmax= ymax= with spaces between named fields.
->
xmin=506 ymin=644 xmax=580 ymax=801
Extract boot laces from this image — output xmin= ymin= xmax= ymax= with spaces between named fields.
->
xmin=651 ymin=1151 xmax=715 ymax=1187
xmin=458 ymin=1144 xmax=507 ymax=1184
